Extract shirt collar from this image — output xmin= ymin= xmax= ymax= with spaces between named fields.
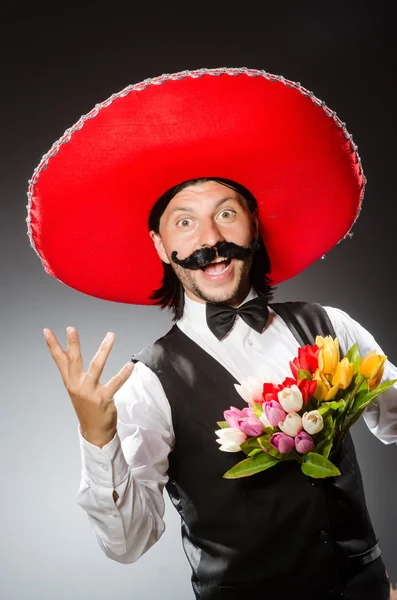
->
xmin=179 ymin=287 xmax=259 ymax=331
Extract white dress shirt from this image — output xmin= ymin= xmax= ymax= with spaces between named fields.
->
xmin=76 ymin=289 xmax=397 ymax=564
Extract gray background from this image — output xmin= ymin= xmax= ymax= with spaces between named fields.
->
xmin=1 ymin=4 xmax=396 ymax=599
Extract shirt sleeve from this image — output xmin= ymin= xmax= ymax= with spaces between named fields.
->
xmin=75 ymin=360 xmax=175 ymax=563
xmin=324 ymin=305 xmax=397 ymax=445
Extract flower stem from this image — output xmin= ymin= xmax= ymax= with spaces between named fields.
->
xmin=291 ymin=449 xmax=303 ymax=464
xmin=336 ymin=375 xmax=366 ymax=447
xmin=350 ymin=375 xmax=366 ymax=401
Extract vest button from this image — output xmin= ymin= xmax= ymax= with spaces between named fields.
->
xmin=318 ymin=529 xmax=330 ymax=543
xmin=329 ymin=589 xmax=344 ymax=597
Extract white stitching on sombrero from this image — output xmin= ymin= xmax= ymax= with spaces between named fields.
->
xmin=26 ymin=66 xmax=365 ymax=265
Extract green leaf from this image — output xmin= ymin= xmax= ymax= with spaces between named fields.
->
xmin=335 ymin=390 xmax=352 ymax=426
xmin=240 ymin=437 xmax=261 ymax=455
xmin=263 ymin=426 xmax=278 ymax=435
xmin=257 ymin=434 xmax=283 ymax=459
xmin=252 ymin=401 xmax=263 ymax=418
xmin=344 ymin=343 xmax=362 ymax=374
xmin=320 ymin=414 xmax=335 ymax=439
xmin=341 ymin=412 xmax=361 ymax=431
xmin=314 ymin=436 xmax=333 ymax=459
xmin=352 ymin=379 xmax=397 ymax=413
xmin=223 ymin=451 xmax=280 ymax=479
xmin=318 ymin=399 xmax=345 ymax=417
xmin=301 ymin=452 xmax=341 ymax=478
xmin=342 ymin=379 xmax=397 ymax=432
xmin=298 ymin=369 xmax=312 ymax=382
xmin=249 ymin=448 xmax=264 ymax=457
xmin=216 ymin=421 xmax=229 ymax=429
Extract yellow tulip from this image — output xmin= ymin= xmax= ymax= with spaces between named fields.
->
xmin=315 ymin=335 xmax=340 ymax=375
xmin=332 ymin=357 xmax=354 ymax=390
xmin=368 ymin=368 xmax=384 ymax=391
xmin=359 ymin=350 xmax=387 ymax=381
xmin=313 ymin=368 xmax=339 ymax=401
xmin=313 ymin=379 xmax=328 ymax=401
xmin=324 ymin=383 xmax=340 ymax=401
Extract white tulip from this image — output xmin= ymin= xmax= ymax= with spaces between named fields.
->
xmin=255 ymin=368 xmax=283 ymax=386
xmin=234 ymin=375 xmax=264 ymax=404
xmin=278 ymin=412 xmax=303 ymax=437
xmin=302 ymin=410 xmax=324 ymax=435
xmin=277 ymin=384 xmax=303 ymax=413
xmin=215 ymin=428 xmax=247 ymax=452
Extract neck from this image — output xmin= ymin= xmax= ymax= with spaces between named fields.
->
xmin=225 ymin=281 xmax=252 ymax=307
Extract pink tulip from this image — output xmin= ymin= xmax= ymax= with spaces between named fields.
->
xmin=238 ymin=416 xmax=264 ymax=437
xmin=264 ymin=400 xmax=287 ymax=427
xmin=294 ymin=431 xmax=315 ymax=454
xmin=224 ymin=406 xmax=264 ymax=437
xmin=269 ymin=432 xmax=295 ymax=454
xmin=224 ymin=406 xmax=250 ymax=428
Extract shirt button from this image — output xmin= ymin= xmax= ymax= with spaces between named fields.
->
xmin=247 ymin=339 xmax=253 ymax=346
xmin=318 ymin=530 xmax=330 ymax=543
xmin=101 ymin=464 xmax=109 ymax=471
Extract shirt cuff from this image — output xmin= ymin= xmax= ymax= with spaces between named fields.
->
xmin=78 ymin=424 xmax=129 ymax=488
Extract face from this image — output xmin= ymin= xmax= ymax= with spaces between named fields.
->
xmin=150 ymin=180 xmax=258 ymax=306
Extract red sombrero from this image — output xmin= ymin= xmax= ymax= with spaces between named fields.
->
xmin=27 ymin=66 xmax=365 ymax=305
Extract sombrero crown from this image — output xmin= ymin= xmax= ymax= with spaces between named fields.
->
xmin=27 ymin=67 xmax=364 ymax=304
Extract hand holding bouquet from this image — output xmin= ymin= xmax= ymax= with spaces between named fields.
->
xmin=215 ymin=337 xmax=396 ymax=479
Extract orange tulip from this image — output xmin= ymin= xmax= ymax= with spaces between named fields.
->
xmin=332 ymin=357 xmax=354 ymax=390
xmin=368 ymin=366 xmax=385 ymax=391
xmin=359 ymin=350 xmax=387 ymax=381
xmin=315 ymin=335 xmax=340 ymax=375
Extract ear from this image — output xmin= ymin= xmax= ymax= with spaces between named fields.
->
xmin=150 ymin=231 xmax=171 ymax=264
xmin=252 ymin=213 xmax=259 ymax=239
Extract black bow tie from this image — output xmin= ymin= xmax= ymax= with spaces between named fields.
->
xmin=206 ymin=296 xmax=269 ymax=340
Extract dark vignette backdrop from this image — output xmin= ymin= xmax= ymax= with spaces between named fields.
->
xmin=1 ymin=4 xmax=396 ymax=600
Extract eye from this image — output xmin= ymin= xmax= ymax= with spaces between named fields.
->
xmin=218 ymin=209 xmax=235 ymax=220
xmin=176 ymin=217 xmax=193 ymax=228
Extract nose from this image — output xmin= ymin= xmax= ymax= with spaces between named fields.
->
xmin=197 ymin=218 xmax=225 ymax=249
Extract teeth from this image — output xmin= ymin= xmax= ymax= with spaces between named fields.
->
xmin=212 ymin=257 xmax=227 ymax=263
xmin=201 ymin=257 xmax=231 ymax=271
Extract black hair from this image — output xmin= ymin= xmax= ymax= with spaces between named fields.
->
xmin=148 ymin=177 xmax=276 ymax=320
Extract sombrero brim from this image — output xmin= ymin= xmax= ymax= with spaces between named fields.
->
xmin=27 ymin=67 xmax=365 ymax=304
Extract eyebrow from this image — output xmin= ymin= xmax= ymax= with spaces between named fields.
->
xmin=169 ymin=196 xmax=242 ymax=215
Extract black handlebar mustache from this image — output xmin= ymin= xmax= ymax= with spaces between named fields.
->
xmin=171 ymin=238 xmax=259 ymax=270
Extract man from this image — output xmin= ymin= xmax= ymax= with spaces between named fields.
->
xmin=30 ymin=68 xmax=396 ymax=599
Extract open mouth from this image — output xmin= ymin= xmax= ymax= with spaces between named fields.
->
xmin=201 ymin=257 xmax=232 ymax=275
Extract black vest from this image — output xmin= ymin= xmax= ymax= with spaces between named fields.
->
xmin=132 ymin=302 xmax=389 ymax=600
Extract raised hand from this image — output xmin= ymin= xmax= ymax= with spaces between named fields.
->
xmin=390 ymin=581 xmax=397 ymax=600
xmin=43 ymin=326 xmax=134 ymax=447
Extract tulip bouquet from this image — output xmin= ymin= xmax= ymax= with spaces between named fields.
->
xmin=215 ymin=337 xmax=396 ymax=479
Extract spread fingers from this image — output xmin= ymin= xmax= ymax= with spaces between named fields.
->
xmin=86 ymin=332 xmax=116 ymax=384
xmin=43 ymin=328 xmax=68 ymax=385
